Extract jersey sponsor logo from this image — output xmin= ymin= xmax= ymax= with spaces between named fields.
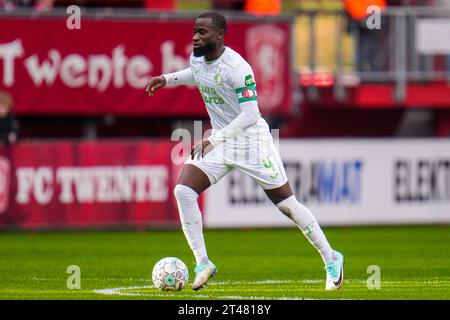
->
xmin=245 ymin=74 xmax=255 ymax=86
xmin=202 ymin=94 xmax=225 ymax=104
xmin=199 ymin=85 xmax=216 ymax=95
xmin=199 ymin=84 xmax=225 ymax=104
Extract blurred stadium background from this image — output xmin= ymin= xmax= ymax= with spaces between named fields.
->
xmin=0 ymin=0 xmax=449 ymax=300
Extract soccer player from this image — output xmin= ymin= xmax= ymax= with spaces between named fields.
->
xmin=145 ymin=12 xmax=344 ymax=291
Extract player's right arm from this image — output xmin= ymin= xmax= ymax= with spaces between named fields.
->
xmin=145 ymin=67 xmax=195 ymax=96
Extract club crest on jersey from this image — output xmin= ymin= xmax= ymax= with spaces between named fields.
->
xmin=245 ymin=74 xmax=255 ymax=86
xmin=214 ymin=72 xmax=223 ymax=84
xmin=242 ymin=88 xmax=256 ymax=98
xmin=236 ymin=85 xmax=257 ymax=103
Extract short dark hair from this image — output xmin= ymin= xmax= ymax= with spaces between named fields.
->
xmin=197 ymin=12 xmax=227 ymax=33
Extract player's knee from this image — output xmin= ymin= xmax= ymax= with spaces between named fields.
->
xmin=174 ymin=184 xmax=198 ymax=202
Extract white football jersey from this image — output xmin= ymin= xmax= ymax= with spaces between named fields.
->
xmin=190 ymin=46 xmax=273 ymax=146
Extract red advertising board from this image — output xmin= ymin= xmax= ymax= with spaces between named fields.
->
xmin=0 ymin=15 xmax=292 ymax=116
xmin=0 ymin=140 xmax=185 ymax=230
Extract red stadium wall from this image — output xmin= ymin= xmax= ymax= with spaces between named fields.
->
xmin=0 ymin=15 xmax=293 ymax=117
xmin=0 ymin=140 xmax=193 ymax=230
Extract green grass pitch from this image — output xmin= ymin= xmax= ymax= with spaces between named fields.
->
xmin=0 ymin=225 xmax=449 ymax=300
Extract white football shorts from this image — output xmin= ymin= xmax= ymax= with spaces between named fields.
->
xmin=185 ymin=138 xmax=288 ymax=190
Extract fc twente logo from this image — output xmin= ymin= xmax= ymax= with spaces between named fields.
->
xmin=0 ymin=155 xmax=11 ymax=214
xmin=245 ymin=24 xmax=286 ymax=112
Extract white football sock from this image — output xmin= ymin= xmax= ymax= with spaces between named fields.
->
xmin=276 ymin=195 xmax=335 ymax=264
xmin=174 ymin=184 xmax=208 ymax=265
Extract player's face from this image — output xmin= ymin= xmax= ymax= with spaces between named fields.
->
xmin=193 ymin=18 xmax=222 ymax=57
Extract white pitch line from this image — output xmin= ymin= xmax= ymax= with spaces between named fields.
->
xmin=93 ymin=280 xmax=360 ymax=300
xmin=206 ymin=279 xmax=295 ymax=285
xmin=207 ymin=279 xmax=357 ymax=285
xmin=96 ymin=277 xmax=450 ymax=300
xmin=93 ymin=286 xmax=320 ymax=300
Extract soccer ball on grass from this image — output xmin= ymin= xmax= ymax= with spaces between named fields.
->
xmin=152 ymin=257 xmax=189 ymax=291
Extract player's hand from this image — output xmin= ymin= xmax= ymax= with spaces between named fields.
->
xmin=191 ymin=138 xmax=214 ymax=160
xmin=145 ymin=76 xmax=166 ymax=96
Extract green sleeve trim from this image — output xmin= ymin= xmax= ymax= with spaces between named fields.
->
xmin=235 ymin=85 xmax=256 ymax=94
xmin=238 ymin=96 xmax=258 ymax=103
xmin=236 ymin=84 xmax=258 ymax=103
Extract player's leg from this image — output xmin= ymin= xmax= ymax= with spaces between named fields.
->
xmin=174 ymin=148 xmax=232 ymax=290
xmin=235 ymin=140 xmax=344 ymax=290
xmin=264 ymin=182 xmax=338 ymax=263
xmin=263 ymin=180 xmax=344 ymax=290
xmin=174 ymin=164 xmax=211 ymax=265
xmin=174 ymin=164 xmax=218 ymax=290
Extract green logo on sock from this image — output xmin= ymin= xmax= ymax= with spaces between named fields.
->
xmin=305 ymin=223 xmax=314 ymax=235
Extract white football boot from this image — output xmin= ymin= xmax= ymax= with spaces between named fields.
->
xmin=192 ymin=260 xmax=217 ymax=291
xmin=325 ymin=251 xmax=345 ymax=291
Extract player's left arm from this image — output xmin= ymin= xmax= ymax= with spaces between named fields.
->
xmin=207 ymin=64 xmax=261 ymax=147
xmin=146 ymin=67 xmax=196 ymax=96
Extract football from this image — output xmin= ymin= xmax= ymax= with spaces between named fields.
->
xmin=152 ymin=257 xmax=189 ymax=291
